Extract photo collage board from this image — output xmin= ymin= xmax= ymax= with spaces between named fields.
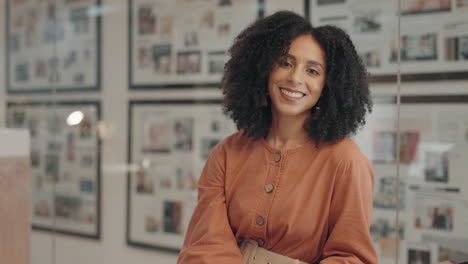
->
xmin=129 ymin=0 xmax=259 ymax=88
xmin=365 ymin=96 xmax=468 ymax=264
xmin=7 ymin=0 xmax=101 ymax=93
xmin=308 ymin=0 xmax=468 ymax=81
xmin=6 ymin=102 xmax=101 ymax=239
xmin=127 ymin=100 xmax=236 ymax=251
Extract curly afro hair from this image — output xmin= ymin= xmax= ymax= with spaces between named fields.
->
xmin=221 ymin=11 xmax=372 ymax=145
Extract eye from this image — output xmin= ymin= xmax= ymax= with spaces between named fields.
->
xmin=278 ymin=60 xmax=292 ymax=68
xmin=306 ymin=68 xmax=319 ymax=76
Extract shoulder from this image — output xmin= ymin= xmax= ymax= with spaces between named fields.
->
xmin=325 ymin=137 xmax=369 ymax=165
xmin=212 ymin=131 xmax=256 ymax=154
xmin=208 ymin=131 xmax=258 ymax=162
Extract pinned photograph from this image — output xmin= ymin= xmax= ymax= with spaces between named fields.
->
xmin=142 ymin=117 xmax=171 ymax=153
xmin=360 ymin=50 xmax=381 ymax=68
xmin=80 ymin=117 xmax=92 ymax=138
xmin=66 ymin=132 xmax=76 ymax=161
xmin=372 ymin=131 xmax=396 ymax=163
xmin=458 ymin=36 xmax=468 ymax=60
xmin=27 ymin=117 xmax=40 ymax=137
xmin=402 ymin=0 xmax=451 ymax=15
xmin=353 ymin=8 xmax=382 ymax=33
xmin=47 ymin=114 xmax=63 ymax=135
xmin=31 ymin=150 xmax=40 ymax=168
xmin=163 ymin=201 xmax=183 ymax=234
xmin=25 ymin=9 xmax=40 ymax=47
xmin=138 ymin=5 xmax=156 ymax=35
xmin=138 ymin=46 xmax=152 ymax=68
xmin=35 ymin=59 xmax=47 ymax=78
xmin=173 ymin=118 xmax=194 ymax=151
xmin=200 ymin=138 xmax=221 ymax=160
xmin=74 ymin=72 xmax=85 ymax=84
xmin=317 ymin=0 xmax=346 ymax=5
xmin=80 ymin=154 xmax=93 ymax=167
xmin=54 ymin=195 xmax=82 ymax=219
xmin=424 ymin=150 xmax=449 ymax=183
xmin=9 ymin=34 xmax=20 ymax=52
xmin=176 ymin=51 xmax=201 ymax=74
xmin=217 ymin=23 xmax=230 ymax=37
xmin=15 ymin=63 xmax=29 ymax=82
xmin=152 ymin=44 xmax=171 ymax=75
xmin=390 ymin=33 xmax=438 ymax=62
xmin=372 ymin=131 xmax=419 ymax=164
xmin=160 ymin=16 xmax=174 ymax=40
xmin=201 ymin=11 xmax=214 ymax=29
xmin=184 ymin=32 xmax=199 ymax=47
xmin=34 ymin=200 xmax=51 ymax=217
xmin=175 ymin=166 xmax=197 ymax=190
xmin=80 ymin=179 xmax=94 ymax=193
xmin=218 ymin=0 xmax=233 ymax=6
xmin=370 ymin=217 xmax=403 ymax=258
xmin=159 ymin=173 xmax=173 ymax=189
xmin=135 ymin=168 xmax=154 ymax=194
xmin=208 ymin=51 xmax=228 ymax=74
xmin=414 ymin=204 xmax=454 ymax=231
xmin=64 ymin=50 xmax=77 ymax=69
xmin=408 ymin=248 xmax=431 ymax=264
xmin=145 ymin=216 xmax=160 ymax=233
xmin=69 ymin=7 xmax=89 ymax=33
xmin=373 ymin=176 xmax=405 ymax=209
xmin=45 ymin=154 xmax=59 ymax=183
xmin=457 ymin=0 xmax=468 ymax=8
xmin=10 ymin=110 xmax=26 ymax=127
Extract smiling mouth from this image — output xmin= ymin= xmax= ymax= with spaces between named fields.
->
xmin=280 ymin=88 xmax=305 ymax=98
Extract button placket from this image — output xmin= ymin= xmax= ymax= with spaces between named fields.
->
xmin=265 ymin=184 xmax=274 ymax=193
xmin=256 ymin=216 xmax=265 ymax=226
xmin=273 ymin=153 xmax=281 ymax=162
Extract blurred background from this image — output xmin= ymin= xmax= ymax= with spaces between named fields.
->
xmin=1 ymin=0 xmax=468 ymax=263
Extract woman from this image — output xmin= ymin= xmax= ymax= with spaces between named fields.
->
xmin=177 ymin=11 xmax=376 ymax=264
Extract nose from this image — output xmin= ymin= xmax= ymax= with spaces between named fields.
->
xmin=287 ymin=66 xmax=303 ymax=86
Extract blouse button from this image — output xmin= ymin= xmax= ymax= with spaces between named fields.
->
xmin=265 ymin=184 xmax=274 ymax=193
xmin=274 ymin=153 xmax=281 ymax=162
xmin=257 ymin=238 xmax=265 ymax=247
xmin=256 ymin=216 xmax=265 ymax=226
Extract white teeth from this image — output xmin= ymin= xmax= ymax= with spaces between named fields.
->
xmin=280 ymin=88 xmax=304 ymax=98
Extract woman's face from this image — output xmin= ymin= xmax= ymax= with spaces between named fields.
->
xmin=267 ymin=34 xmax=326 ymax=121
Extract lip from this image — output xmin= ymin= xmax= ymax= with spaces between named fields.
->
xmin=279 ymin=87 xmax=306 ymax=102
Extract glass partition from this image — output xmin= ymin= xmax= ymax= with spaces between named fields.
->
xmin=1 ymin=0 xmax=467 ymax=264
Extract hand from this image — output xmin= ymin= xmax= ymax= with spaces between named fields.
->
xmin=287 ymin=260 xmax=300 ymax=264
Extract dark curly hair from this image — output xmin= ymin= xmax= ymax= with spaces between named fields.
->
xmin=221 ymin=11 xmax=372 ymax=144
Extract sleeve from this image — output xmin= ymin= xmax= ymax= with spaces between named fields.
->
xmin=177 ymin=143 xmax=244 ymax=264
xmin=320 ymin=156 xmax=378 ymax=264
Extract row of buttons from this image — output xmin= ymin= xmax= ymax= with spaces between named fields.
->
xmin=253 ymin=154 xmax=281 ymax=248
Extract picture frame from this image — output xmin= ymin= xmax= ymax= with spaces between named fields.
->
xmin=126 ymin=100 xmax=236 ymax=252
xmin=6 ymin=101 xmax=102 ymax=239
xmin=6 ymin=0 xmax=101 ymax=93
xmin=365 ymin=95 xmax=468 ymax=262
xmin=128 ymin=0 xmax=261 ymax=90
xmin=306 ymin=0 xmax=468 ymax=82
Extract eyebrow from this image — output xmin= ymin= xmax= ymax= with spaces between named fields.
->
xmin=283 ymin=54 xmax=325 ymax=71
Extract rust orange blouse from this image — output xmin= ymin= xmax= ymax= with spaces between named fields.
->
xmin=177 ymin=132 xmax=377 ymax=264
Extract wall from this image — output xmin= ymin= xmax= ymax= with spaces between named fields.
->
xmin=1 ymin=0 xmax=467 ymax=264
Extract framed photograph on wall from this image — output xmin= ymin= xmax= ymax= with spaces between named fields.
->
xmin=127 ymin=100 xmax=236 ymax=251
xmin=306 ymin=0 xmax=468 ymax=82
xmin=6 ymin=0 xmax=101 ymax=93
xmin=6 ymin=101 xmax=101 ymax=239
xmin=356 ymin=95 xmax=468 ymax=262
xmin=128 ymin=0 xmax=260 ymax=89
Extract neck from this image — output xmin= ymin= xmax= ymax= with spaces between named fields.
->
xmin=266 ymin=114 xmax=310 ymax=150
